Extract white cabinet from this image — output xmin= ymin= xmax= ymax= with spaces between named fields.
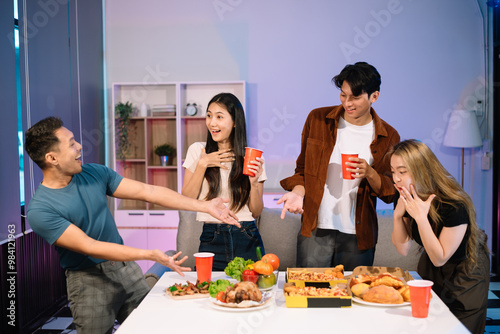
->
xmin=111 ymin=81 xmax=246 ymax=272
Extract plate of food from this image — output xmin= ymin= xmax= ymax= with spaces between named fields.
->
xmin=352 ymin=296 xmax=410 ymax=307
xmin=208 ymin=281 xmax=274 ymax=311
xmin=165 ymin=280 xmax=211 ymax=300
xmin=350 ymin=272 xmax=412 ymax=307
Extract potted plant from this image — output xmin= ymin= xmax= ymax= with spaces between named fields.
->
xmin=115 ymin=101 xmax=134 ymax=165
xmin=154 ymin=143 xmax=176 ymax=166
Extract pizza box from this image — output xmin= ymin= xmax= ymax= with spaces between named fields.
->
xmin=286 ymin=267 xmax=347 ymax=288
xmin=349 ymin=266 xmax=413 ymax=283
xmin=283 ymin=282 xmax=352 ymax=308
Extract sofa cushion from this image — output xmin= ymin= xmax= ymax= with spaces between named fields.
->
xmin=256 ymin=208 xmax=302 ymax=270
xmin=177 ymin=208 xmax=302 ymax=271
xmin=177 ymin=210 xmax=203 ymax=270
xmin=177 ymin=209 xmax=418 ymax=272
xmin=373 ymin=213 xmax=421 ymax=271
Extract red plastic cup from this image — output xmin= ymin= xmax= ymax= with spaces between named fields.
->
xmin=407 ymin=280 xmax=434 ymax=318
xmin=243 ymin=147 xmax=263 ymax=176
xmin=341 ymin=153 xmax=358 ymax=180
xmin=194 ymin=252 xmax=214 ymax=283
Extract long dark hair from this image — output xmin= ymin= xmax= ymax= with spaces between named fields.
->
xmin=204 ymin=93 xmax=250 ymax=212
xmin=390 ymin=139 xmax=489 ymax=271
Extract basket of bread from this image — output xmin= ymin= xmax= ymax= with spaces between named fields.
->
xmin=348 ymin=266 xmax=415 ymax=306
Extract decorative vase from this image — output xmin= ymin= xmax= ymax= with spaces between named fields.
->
xmin=139 ymin=103 xmax=148 ymax=117
xmin=160 ymin=156 xmax=168 ymax=166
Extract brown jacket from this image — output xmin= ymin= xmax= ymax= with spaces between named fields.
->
xmin=280 ymin=105 xmax=400 ymax=250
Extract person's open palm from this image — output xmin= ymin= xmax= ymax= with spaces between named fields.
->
xmin=207 ymin=197 xmax=240 ymax=227
xmin=154 ymin=250 xmax=190 ymax=276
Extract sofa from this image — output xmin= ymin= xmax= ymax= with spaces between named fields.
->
xmin=175 ymin=208 xmax=420 ymax=272
xmin=176 ymin=208 xmax=302 ymax=271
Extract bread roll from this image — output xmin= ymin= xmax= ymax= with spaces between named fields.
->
xmin=362 ymin=285 xmax=404 ymax=304
xmin=351 ymin=283 xmax=370 ymax=298
xmin=398 ymin=285 xmax=411 ymax=302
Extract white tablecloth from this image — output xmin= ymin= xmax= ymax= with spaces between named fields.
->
xmin=116 ymin=271 xmax=469 ymax=334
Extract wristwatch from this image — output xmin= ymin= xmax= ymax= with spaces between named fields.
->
xmin=186 ymin=103 xmax=198 ymax=116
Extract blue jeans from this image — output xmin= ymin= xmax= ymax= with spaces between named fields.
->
xmin=199 ymin=221 xmax=265 ymax=271
xmin=297 ymin=228 xmax=374 ymax=271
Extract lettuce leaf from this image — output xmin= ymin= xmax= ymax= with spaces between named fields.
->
xmin=224 ymin=257 xmax=255 ymax=281
xmin=208 ymin=279 xmax=233 ymax=297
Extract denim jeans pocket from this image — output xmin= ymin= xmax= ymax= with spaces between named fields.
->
xmin=239 ymin=222 xmax=261 ymax=242
xmin=199 ymin=227 xmax=218 ymax=245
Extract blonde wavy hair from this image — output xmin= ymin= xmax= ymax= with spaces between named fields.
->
xmin=390 ymin=139 xmax=489 ymax=271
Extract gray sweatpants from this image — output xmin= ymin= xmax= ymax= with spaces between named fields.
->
xmin=65 ymin=261 xmax=150 ymax=334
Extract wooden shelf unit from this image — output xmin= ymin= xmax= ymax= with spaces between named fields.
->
xmin=110 ymin=81 xmax=246 ymax=272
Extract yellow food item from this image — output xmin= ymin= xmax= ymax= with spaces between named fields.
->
xmin=398 ymin=285 xmax=411 ymax=302
xmin=362 ymin=285 xmax=404 ymax=304
xmin=350 ymin=283 xmax=370 ymax=298
xmin=284 ymin=284 xmax=348 ymax=297
xmin=369 ymin=273 xmax=404 ymax=289
xmin=288 ymin=265 xmax=345 ymax=281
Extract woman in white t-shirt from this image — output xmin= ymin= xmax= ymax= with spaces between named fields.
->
xmin=182 ymin=93 xmax=267 ymax=270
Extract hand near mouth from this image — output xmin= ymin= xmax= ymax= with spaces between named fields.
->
xmin=398 ymin=184 xmax=436 ymax=223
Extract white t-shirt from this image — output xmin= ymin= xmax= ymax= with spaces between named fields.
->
xmin=317 ymin=117 xmax=374 ymax=234
xmin=182 ymin=142 xmax=267 ymax=222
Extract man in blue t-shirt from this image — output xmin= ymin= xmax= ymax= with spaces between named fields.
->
xmin=25 ymin=116 xmax=240 ymax=334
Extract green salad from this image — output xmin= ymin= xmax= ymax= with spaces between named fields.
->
xmin=224 ymin=257 xmax=255 ymax=281
xmin=208 ymin=279 xmax=233 ymax=298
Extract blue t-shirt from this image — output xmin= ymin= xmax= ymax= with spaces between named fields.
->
xmin=27 ymin=164 xmax=124 ymax=270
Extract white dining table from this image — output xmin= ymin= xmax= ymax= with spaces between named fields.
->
xmin=115 ymin=271 xmax=470 ymax=334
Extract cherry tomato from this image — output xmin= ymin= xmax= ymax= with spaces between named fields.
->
xmin=243 ymin=269 xmax=258 ymax=276
xmin=262 ymin=254 xmax=280 ymax=271
xmin=242 ymin=269 xmax=259 ymax=283
xmin=216 ymin=291 xmax=225 ymax=303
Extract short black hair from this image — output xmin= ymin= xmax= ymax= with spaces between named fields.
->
xmin=25 ymin=116 xmax=64 ymax=169
xmin=332 ymin=62 xmax=381 ymax=97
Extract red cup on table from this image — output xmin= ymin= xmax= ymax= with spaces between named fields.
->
xmin=341 ymin=153 xmax=358 ymax=180
xmin=407 ymin=280 xmax=434 ymax=318
xmin=243 ymin=147 xmax=263 ymax=176
xmin=193 ymin=252 xmax=214 ymax=283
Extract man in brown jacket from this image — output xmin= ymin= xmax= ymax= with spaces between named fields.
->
xmin=278 ymin=62 xmax=400 ymax=270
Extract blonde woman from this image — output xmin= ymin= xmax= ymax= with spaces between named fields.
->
xmin=390 ymin=139 xmax=489 ymax=334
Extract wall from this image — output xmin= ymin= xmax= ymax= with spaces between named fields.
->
xmin=0 ymin=0 xmax=105 ymax=332
xmin=105 ymin=0 xmax=494 ymax=248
